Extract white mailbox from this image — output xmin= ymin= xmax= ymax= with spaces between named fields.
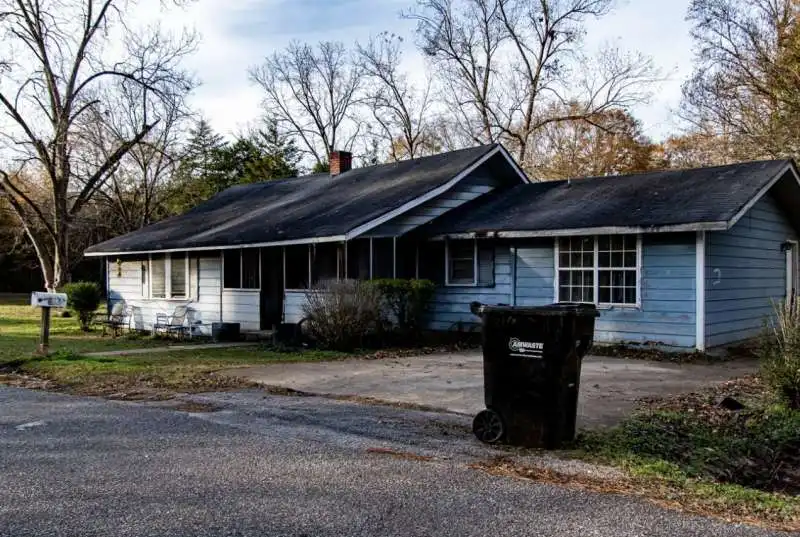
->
xmin=31 ymin=292 xmax=68 ymax=308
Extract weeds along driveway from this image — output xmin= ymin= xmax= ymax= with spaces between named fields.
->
xmin=224 ymin=352 xmax=761 ymax=428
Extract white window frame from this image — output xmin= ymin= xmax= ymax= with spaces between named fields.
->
xmin=554 ymin=235 xmax=642 ymax=308
xmin=222 ymin=249 xmax=262 ymax=291
xmin=148 ymin=252 xmax=190 ymax=300
xmin=445 ymin=238 xmax=478 ymax=287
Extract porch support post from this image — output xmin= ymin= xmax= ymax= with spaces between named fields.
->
xmin=392 ymin=237 xmax=397 ymax=279
xmin=282 ymin=247 xmax=286 ymax=290
xmin=369 ymin=238 xmax=373 ymax=280
xmin=344 ymin=241 xmax=348 ymax=279
xmin=308 ymin=244 xmax=312 ymax=288
xmin=695 ymin=231 xmax=706 ymax=352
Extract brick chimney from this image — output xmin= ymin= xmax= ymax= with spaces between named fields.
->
xmin=329 ymin=150 xmax=352 ymax=176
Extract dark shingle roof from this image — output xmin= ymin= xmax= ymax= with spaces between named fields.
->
xmin=423 ymin=159 xmax=796 ymax=236
xmin=86 ymin=144 xmax=499 ymax=254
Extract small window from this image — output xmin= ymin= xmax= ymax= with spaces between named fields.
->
xmin=447 ymin=240 xmax=475 ymax=285
xmin=285 ymin=245 xmax=309 ymax=289
xmin=151 ymin=255 xmax=166 ymax=298
xmin=171 ymin=255 xmax=187 ymax=298
xmin=223 ymin=250 xmax=241 ymax=289
xmin=556 ymin=235 xmax=640 ymax=306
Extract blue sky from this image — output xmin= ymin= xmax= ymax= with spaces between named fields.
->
xmin=173 ymin=0 xmax=695 ymax=142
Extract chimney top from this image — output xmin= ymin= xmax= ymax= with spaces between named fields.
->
xmin=330 ymin=150 xmax=352 ymax=176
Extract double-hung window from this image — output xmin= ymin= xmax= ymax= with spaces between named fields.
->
xmin=444 ymin=239 xmax=495 ymax=287
xmin=556 ymin=235 xmax=640 ymax=306
xmin=149 ymin=253 xmax=189 ymax=299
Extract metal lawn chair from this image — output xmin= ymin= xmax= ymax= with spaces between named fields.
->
xmin=154 ymin=305 xmax=189 ymax=339
xmin=97 ymin=302 xmax=131 ymax=337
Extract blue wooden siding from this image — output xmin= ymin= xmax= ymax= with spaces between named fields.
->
xmin=426 ymin=245 xmax=512 ymax=331
xmin=364 ymin=169 xmax=498 ymax=237
xmin=705 ymin=194 xmax=796 ymax=347
xmin=513 ymin=234 xmax=697 ymax=348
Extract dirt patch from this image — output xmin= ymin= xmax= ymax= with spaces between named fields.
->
xmin=0 ymin=373 xmax=60 ymax=391
xmin=471 ymin=457 xmax=799 ymax=532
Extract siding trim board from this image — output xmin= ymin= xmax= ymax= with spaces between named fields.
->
xmin=696 ymin=231 xmax=706 ymax=351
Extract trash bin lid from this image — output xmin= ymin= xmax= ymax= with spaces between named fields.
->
xmin=471 ymin=302 xmax=599 ymax=317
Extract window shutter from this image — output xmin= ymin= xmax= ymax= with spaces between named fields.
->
xmin=478 ymin=245 xmax=495 ymax=287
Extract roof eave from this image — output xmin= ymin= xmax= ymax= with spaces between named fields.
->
xmin=427 ymin=221 xmax=729 ymax=240
xmin=83 ymin=234 xmax=348 ymax=257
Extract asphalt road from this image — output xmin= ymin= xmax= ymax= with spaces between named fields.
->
xmin=0 ymin=387 xmax=789 ymax=537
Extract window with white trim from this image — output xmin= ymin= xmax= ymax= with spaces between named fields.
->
xmin=446 ymin=240 xmax=476 ymax=285
xmin=149 ymin=253 xmax=189 ymax=299
xmin=556 ymin=235 xmax=640 ymax=306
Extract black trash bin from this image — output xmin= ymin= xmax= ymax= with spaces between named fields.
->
xmin=470 ymin=302 xmax=599 ymax=449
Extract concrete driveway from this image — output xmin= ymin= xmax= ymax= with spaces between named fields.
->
xmin=227 ymin=352 xmax=760 ymax=428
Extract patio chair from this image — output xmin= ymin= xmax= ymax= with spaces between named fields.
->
xmin=154 ymin=305 xmax=190 ymax=339
xmin=97 ymin=302 xmax=131 ymax=337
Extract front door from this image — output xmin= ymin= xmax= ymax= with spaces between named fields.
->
xmin=260 ymin=247 xmax=284 ymax=329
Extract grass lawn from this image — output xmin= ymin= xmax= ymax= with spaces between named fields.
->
xmin=566 ymin=377 xmax=800 ymax=531
xmin=0 ymin=293 xmax=346 ymax=398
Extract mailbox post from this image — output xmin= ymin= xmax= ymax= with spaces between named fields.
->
xmin=31 ymin=292 xmax=68 ymax=355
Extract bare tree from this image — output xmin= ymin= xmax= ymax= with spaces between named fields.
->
xmin=406 ymin=0 xmax=659 ymax=169
xmin=250 ymin=41 xmax=363 ymax=167
xmin=0 ymin=0 xmax=197 ymax=290
xmin=93 ymin=56 xmax=196 ymax=234
xmin=681 ymin=0 xmax=800 ymax=159
xmin=358 ymin=33 xmax=435 ymax=161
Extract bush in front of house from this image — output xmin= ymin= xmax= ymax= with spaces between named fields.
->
xmin=761 ymin=300 xmax=800 ymax=409
xmin=302 ymin=279 xmax=383 ymax=351
xmin=370 ymin=278 xmax=435 ymax=334
xmin=62 ymin=281 xmax=102 ymax=332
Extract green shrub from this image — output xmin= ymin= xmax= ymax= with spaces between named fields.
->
xmin=302 ymin=279 xmax=382 ymax=351
xmin=371 ymin=278 xmax=435 ymax=334
xmin=761 ymin=300 xmax=800 ymax=409
xmin=62 ymin=282 xmax=102 ymax=332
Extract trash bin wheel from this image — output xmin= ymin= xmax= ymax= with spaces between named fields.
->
xmin=473 ymin=409 xmax=505 ymax=444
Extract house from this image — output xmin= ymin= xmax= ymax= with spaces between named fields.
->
xmin=84 ymin=144 xmax=800 ymax=351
